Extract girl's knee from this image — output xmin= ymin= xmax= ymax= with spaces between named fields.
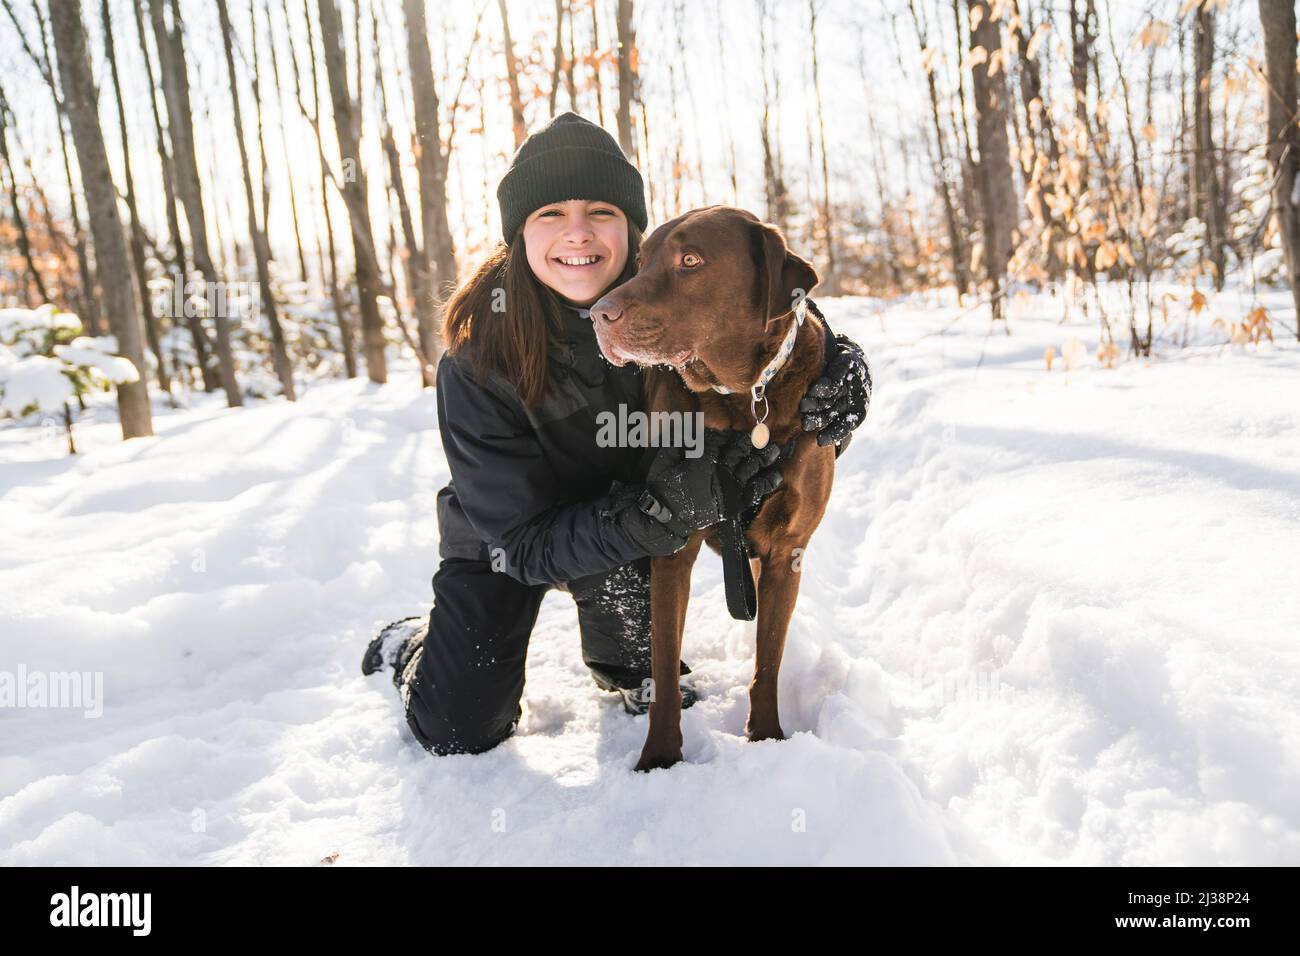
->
xmin=401 ymin=668 xmax=519 ymax=756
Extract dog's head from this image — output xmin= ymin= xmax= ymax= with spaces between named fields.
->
xmin=589 ymin=206 xmax=818 ymax=393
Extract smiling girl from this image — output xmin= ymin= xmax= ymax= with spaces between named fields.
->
xmin=363 ymin=113 xmax=871 ymax=756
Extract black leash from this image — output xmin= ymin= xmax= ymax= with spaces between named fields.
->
xmin=717 ymin=457 xmax=757 ymax=620
xmin=715 ymin=297 xmax=829 ymax=622
xmin=717 ymin=436 xmax=798 ymax=621
xmin=719 ymin=515 xmax=756 ymax=620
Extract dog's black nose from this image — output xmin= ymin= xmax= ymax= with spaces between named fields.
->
xmin=590 ymin=297 xmax=623 ymax=324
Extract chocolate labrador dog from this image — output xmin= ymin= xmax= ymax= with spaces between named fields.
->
xmin=591 ymin=206 xmax=835 ymax=771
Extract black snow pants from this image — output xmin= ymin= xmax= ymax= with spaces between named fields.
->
xmin=395 ymin=556 xmax=685 ymax=756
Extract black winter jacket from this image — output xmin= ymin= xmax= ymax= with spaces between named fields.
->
xmin=434 ymin=304 xmax=842 ymax=587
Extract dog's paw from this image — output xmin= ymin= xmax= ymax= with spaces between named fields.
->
xmin=744 ymin=721 xmax=786 ymax=743
xmin=633 ymin=748 xmax=684 ymax=772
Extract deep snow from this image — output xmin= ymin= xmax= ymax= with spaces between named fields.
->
xmin=2 ymin=290 xmax=1298 ymax=865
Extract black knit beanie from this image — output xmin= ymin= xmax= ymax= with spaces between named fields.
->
xmin=496 ymin=112 xmax=647 ymax=243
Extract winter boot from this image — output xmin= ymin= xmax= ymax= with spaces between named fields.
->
xmin=361 ymin=615 xmax=428 ymax=687
xmin=591 ymin=671 xmax=699 ymax=716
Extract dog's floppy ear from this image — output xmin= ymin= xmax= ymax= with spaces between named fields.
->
xmin=752 ymin=220 xmax=819 ymax=325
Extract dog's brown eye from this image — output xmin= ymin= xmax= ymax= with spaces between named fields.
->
xmin=681 ymin=253 xmax=702 ymax=268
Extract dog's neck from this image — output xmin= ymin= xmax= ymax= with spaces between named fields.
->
xmin=707 ymin=296 xmax=807 ymax=400
xmin=682 ymin=301 xmax=826 ymax=446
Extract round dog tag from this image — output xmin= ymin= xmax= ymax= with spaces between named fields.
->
xmin=750 ymin=422 xmax=770 ymax=449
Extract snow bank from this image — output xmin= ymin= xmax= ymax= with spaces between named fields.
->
xmin=0 ymin=355 xmax=74 ymax=416
xmin=1 ymin=289 xmax=1297 ymax=865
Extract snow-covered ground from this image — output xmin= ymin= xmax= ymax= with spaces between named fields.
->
xmin=2 ymin=289 xmax=1298 ymax=865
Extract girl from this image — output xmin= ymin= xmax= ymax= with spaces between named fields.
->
xmin=363 ymin=113 xmax=871 ymax=756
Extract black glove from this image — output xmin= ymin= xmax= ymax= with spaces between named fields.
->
xmin=607 ymin=480 xmax=689 ymax=557
xmin=718 ymin=429 xmax=784 ymax=511
xmin=800 ymin=333 xmax=872 ymax=448
xmin=612 ymin=429 xmax=785 ymax=556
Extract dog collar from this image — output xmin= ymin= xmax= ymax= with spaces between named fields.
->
xmin=710 ymin=296 xmax=807 ymax=448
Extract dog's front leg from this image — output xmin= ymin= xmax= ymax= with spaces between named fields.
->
xmin=746 ymin=543 xmax=805 ymax=742
xmin=634 ymin=537 xmax=703 ymax=772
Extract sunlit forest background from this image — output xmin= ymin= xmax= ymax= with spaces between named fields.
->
xmin=0 ymin=0 xmax=1292 ymax=441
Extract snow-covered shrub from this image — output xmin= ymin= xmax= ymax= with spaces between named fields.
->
xmin=1231 ymin=150 xmax=1284 ymax=286
xmin=0 ymin=305 xmax=140 ymax=451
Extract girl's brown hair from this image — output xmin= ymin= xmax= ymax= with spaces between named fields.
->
xmin=441 ymin=221 xmax=643 ymax=407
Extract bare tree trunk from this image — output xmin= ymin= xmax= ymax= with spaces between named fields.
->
xmin=49 ymin=0 xmax=152 ymax=438
xmin=150 ymin=0 xmax=242 ymax=406
xmin=714 ymin=0 xmax=738 ymax=205
xmin=23 ymin=162 xmax=80 ymax=294
xmin=404 ymin=0 xmax=458 ymax=385
xmin=950 ymin=0 xmax=979 ymax=231
xmin=3 ymin=0 xmax=100 ymax=329
xmin=353 ymin=0 xmax=363 ymax=127
xmin=132 ymin=0 xmax=212 ymax=392
xmin=290 ymin=0 xmax=355 ymax=378
xmin=264 ymin=0 xmax=309 ymax=284
xmin=318 ymin=0 xmax=387 ymax=383
xmin=0 ymin=85 xmax=50 ymax=304
xmin=1063 ymin=0 xmax=1101 ymax=308
xmin=881 ymin=7 xmax=926 ymax=282
xmin=216 ymin=0 xmax=295 ymax=400
xmin=590 ymin=0 xmax=606 ymax=127
xmin=564 ymin=0 xmax=577 ymax=110
xmin=862 ymin=73 xmax=905 ymax=291
xmin=1010 ymin=0 xmax=1062 ymax=282
xmin=1258 ymin=0 xmax=1300 ymax=340
xmin=807 ymin=0 xmax=835 ymax=293
xmin=250 ymin=0 xmax=270 ymax=233
xmin=1008 ymin=2 xmax=1058 ymax=163
xmin=967 ymin=0 xmax=1016 ymax=323
xmin=1069 ymin=0 xmax=1094 ymax=190
xmin=1177 ymin=17 xmax=1193 ymax=224
xmin=757 ymin=0 xmax=776 ymax=220
xmin=1193 ymin=1 xmax=1227 ymax=290
xmin=497 ymin=0 xmax=527 ymax=148
xmin=37 ymin=5 xmax=98 ymax=330
xmin=132 ymin=0 xmax=182 ymax=270
xmin=756 ymin=0 xmax=788 ymax=233
xmin=671 ymin=1 xmax=706 ymax=208
xmin=101 ymin=0 xmax=171 ymax=397
xmin=640 ymin=87 xmax=655 ymax=217
xmin=615 ymin=0 xmax=636 ymax=160
xmin=907 ymin=0 xmax=968 ymax=295
xmin=373 ymin=8 xmax=432 ymax=386
xmin=548 ymin=0 xmax=564 ymax=116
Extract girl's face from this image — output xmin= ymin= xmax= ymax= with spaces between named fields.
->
xmin=522 ymin=200 xmax=629 ymax=308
